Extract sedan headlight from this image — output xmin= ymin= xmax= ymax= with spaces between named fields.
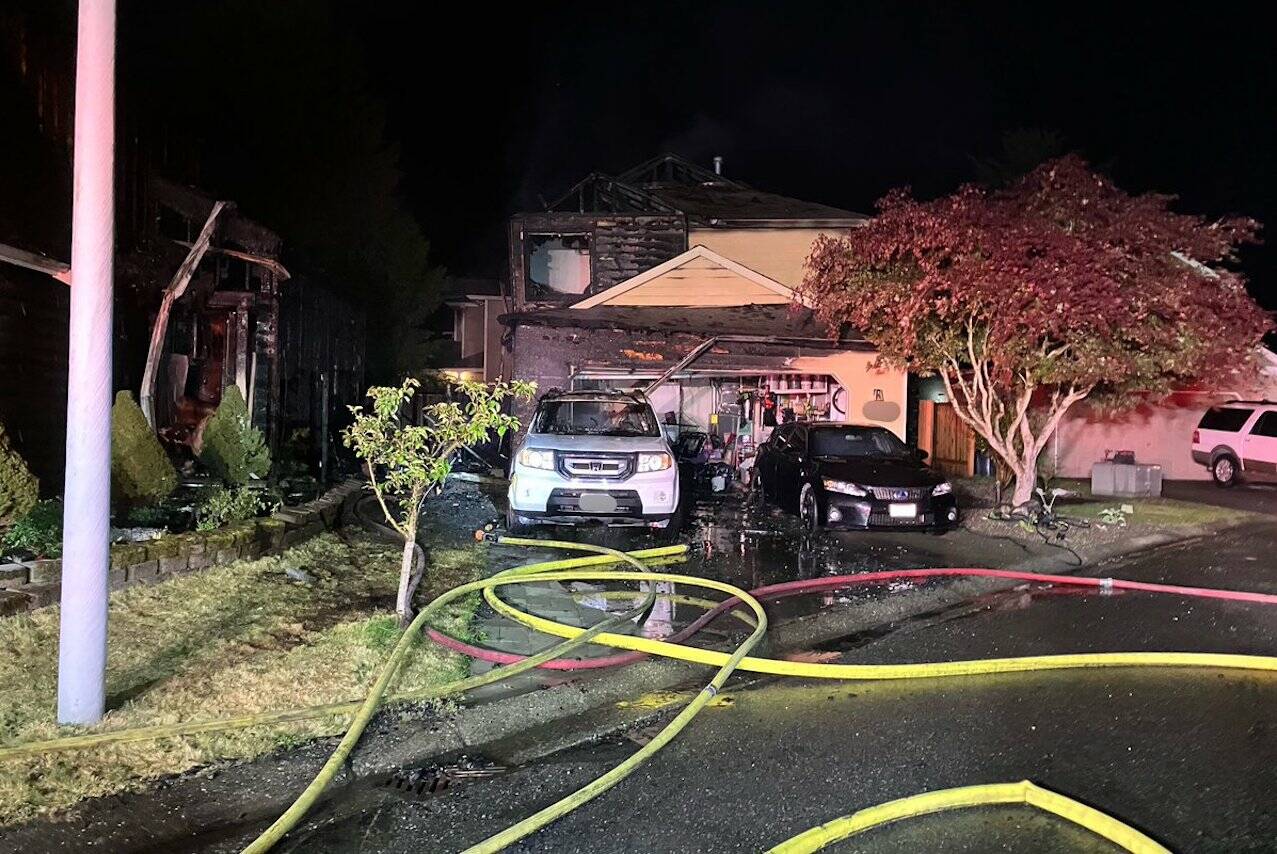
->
xmin=517 ymin=448 xmax=555 ymax=470
xmin=637 ymin=452 xmax=673 ymax=473
xmin=822 ymin=478 xmax=868 ymax=496
xmin=932 ymin=481 xmax=953 ymax=496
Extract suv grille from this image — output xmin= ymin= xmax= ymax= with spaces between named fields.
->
xmin=869 ymin=486 xmax=926 ymax=501
xmin=548 ymin=489 xmax=643 ymax=515
xmin=557 ymin=453 xmax=634 ymax=481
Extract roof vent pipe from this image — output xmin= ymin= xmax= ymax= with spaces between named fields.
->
xmin=712 ymin=155 xmax=723 ymax=176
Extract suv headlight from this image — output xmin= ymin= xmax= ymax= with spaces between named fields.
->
xmin=517 ymin=448 xmax=555 ymax=470
xmin=822 ymin=478 xmax=868 ymax=496
xmin=932 ymin=481 xmax=953 ymax=496
xmin=637 ymin=452 xmax=673 ymax=473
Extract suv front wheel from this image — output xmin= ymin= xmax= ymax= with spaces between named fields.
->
xmin=1212 ymin=454 xmax=1240 ymax=488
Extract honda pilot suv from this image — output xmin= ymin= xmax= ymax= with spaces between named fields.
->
xmin=507 ymin=390 xmax=682 ymax=532
xmin=1192 ymin=401 xmax=1277 ymax=487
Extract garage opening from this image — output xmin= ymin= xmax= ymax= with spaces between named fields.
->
xmin=572 ymin=371 xmax=847 ymax=488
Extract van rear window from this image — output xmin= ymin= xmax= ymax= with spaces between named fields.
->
xmin=1197 ymin=407 xmax=1254 ymax=432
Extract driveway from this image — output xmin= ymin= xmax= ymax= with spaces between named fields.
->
xmin=1162 ymin=478 xmax=1277 ymax=515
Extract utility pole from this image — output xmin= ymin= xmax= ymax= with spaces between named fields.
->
xmin=57 ymin=0 xmax=116 ymax=726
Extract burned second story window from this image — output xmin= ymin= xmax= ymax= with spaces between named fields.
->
xmin=527 ymin=233 xmax=591 ymax=296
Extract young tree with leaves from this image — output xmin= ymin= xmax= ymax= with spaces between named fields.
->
xmin=344 ymin=377 xmax=536 ymax=625
xmin=802 ymin=156 xmax=1271 ymax=506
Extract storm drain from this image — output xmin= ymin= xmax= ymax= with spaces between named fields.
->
xmin=381 ymin=755 xmax=507 ymax=800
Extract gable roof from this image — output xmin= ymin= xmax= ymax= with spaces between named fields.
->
xmin=570 ymin=245 xmax=806 ymax=309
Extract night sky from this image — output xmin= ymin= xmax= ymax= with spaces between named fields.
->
xmin=354 ymin=2 xmax=1277 ymax=307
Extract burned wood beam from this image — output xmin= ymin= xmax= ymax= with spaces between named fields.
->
xmin=151 ymin=176 xmax=280 ymax=254
xmin=171 ymin=240 xmax=290 ymax=280
xmin=0 ymin=242 xmax=71 ymax=284
xmin=139 ymin=199 xmax=230 ymax=427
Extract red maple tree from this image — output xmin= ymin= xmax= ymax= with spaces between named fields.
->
xmin=802 ymin=156 xmax=1271 ymax=505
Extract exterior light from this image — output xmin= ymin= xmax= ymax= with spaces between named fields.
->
xmin=637 ymin=452 xmax=673 ymax=472
xmin=822 ymin=478 xmax=868 ymax=496
xmin=518 ymin=448 xmax=555 ymax=470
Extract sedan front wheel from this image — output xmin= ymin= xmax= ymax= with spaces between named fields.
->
xmin=799 ymin=483 xmax=821 ymax=532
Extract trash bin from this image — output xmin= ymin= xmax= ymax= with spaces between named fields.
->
xmin=1091 ymin=461 xmax=1163 ymax=497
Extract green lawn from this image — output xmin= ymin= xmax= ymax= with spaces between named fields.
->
xmin=1046 ymin=478 xmax=1248 ymax=527
xmin=0 ymin=532 xmax=483 ymax=826
xmin=956 ymin=476 xmax=1257 ymax=528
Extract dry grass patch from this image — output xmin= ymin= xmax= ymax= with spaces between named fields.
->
xmin=0 ymin=532 xmax=482 ymax=825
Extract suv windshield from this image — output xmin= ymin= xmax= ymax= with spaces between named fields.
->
xmin=810 ymin=426 xmax=911 ymax=458
xmin=531 ymin=399 xmax=660 ymax=437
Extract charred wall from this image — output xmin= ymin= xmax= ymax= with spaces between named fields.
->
xmin=0 ymin=267 xmax=68 ymax=492
xmin=506 ymin=321 xmax=835 ymax=440
xmin=278 ymin=277 xmax=366 ymax=477
xmin=509 ymin=213 xmax=686 ymax=307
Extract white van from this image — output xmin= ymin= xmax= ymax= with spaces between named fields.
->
xmin=1191 ymin=401 xmax=1277 ymax=486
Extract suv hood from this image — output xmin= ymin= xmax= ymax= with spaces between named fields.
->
xmin=521 ymin=433 xmax=672 ymax=454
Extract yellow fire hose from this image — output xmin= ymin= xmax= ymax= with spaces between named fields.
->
xmin=5 ymin=536 xmax=1275 ymax=852
xmin=482 ymin=567 xmax=1277 ymax=680
xmin=767 ymin=780 xmax=1170 ymax=853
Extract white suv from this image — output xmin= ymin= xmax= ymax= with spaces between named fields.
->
xmin=507 ymin=390 xmax=682 ymax=532
xmin=1191 ymin=401 xmax=1277 ymax=487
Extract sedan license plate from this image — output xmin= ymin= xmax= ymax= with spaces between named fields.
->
xmin=578 ymin=492 xmax=618 ymax=513
xmin=888 ymin=502 xmax=917 ymax=519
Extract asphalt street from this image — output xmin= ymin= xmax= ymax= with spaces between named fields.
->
xmin=274 ymin=521 xmax=1277 ymax=853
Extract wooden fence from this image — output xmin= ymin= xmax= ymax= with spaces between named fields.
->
xmin=916 ymin=400 xmax=975 ymax=478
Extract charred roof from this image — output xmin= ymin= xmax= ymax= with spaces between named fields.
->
xmin=499 ymin=303 xmax=869 ymax=348
xmin=544 ymin=153 xmax=866 ymax=226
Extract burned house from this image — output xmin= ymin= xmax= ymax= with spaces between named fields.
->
xmin=502 ymin=154 xmax=911 ymax=473
xmin=138 ymin=180 xmax=366 ymax=473
xmin=0 ymin=7 xmax=364 ymax=489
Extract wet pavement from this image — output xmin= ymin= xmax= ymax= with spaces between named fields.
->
xmin=241 ymin=520 xmax=1277 ymax=853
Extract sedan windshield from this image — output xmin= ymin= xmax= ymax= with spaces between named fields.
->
xmin=531 ymin=399 xmax=660 ymax=437
xmin=809 ymin=426 xmax=911 ymax=458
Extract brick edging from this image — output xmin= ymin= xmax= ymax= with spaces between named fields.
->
xmin=0 ymin=479 xmax=366 ymax=617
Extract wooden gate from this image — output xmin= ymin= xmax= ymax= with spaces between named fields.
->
xmin=917 ymin=400 xmax=975 ymax=478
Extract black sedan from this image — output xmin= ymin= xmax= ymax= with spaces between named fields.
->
xmin=754 ymin=422 xmax=958 ymax=531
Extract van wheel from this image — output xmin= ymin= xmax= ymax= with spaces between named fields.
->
xmin=799 ymin=483 xmax=821 ymax=532
xmin=1212 ymin=454 xmax=1239 ymax=487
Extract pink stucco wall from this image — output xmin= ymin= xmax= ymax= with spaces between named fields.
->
xmin=1050 ymin=353 xmax=1277 ymax=481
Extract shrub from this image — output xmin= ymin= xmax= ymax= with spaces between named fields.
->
xmin=111 ymin=390 xmax=178 ymax=507
xmin=2 ymin=499 xmax=63 ymax=559
xmin=0 ymin=419 xmax=39 ymax=524
xmin=195 ymin=486 xmax=272 ymax=531
xmin=199 ymin=385 xmax=271 ymax=485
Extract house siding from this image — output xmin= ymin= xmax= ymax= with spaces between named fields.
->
xmin=689 ymin=227 xmax=848 ymax=288
xmin=585 ymin=255 xmax=791 ymax=307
